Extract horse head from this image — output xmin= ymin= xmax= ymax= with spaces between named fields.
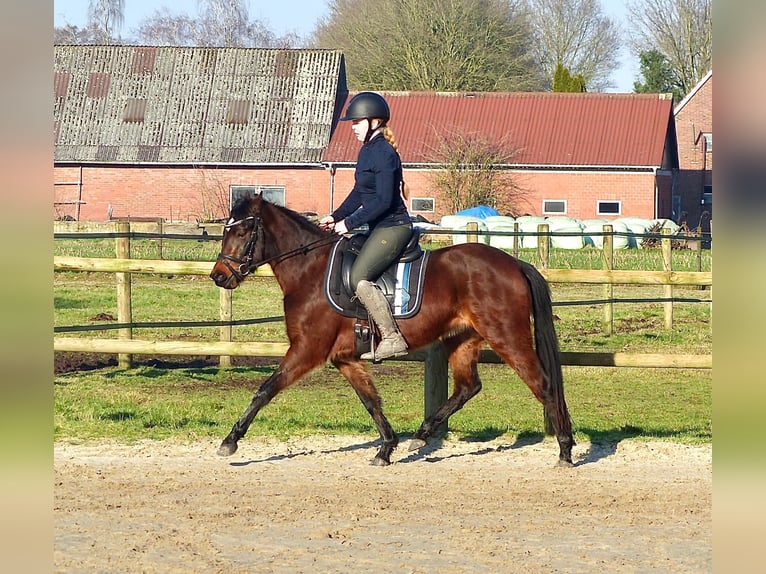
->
xmin=209 ymin=196 xmax=265 ymax=289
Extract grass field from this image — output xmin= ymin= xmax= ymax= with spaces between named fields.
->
xmin=54 ymin=238 xmax=712 ymax=446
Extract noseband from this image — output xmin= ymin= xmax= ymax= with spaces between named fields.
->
xmin=217 ymin=215 xmax=263 ymax=283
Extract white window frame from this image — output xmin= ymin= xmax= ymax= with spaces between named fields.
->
xmin=230 ymin=185 xmax=286 ymax=209
xmin=409 ymin=197 xmax=435 ymax=213
xmin=702 ymin=132 xmax=712 ymax=152
xmin=542 ymin=199 xmax=567 ymax=215
xmin=596 ymin=200 xmax=622 ymax=216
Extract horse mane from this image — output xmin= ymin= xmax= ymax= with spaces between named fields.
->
xmin=268 ymin=202 xmax=326 ymax=238
xmin=232 ymin=195 xmax=327 ymax=241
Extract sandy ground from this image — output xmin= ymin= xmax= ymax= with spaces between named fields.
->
xmin=54 ymin=435 xmax=711 ymax=573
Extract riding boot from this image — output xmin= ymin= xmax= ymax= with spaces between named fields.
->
xmin=355 ymin=280 xmax=408 ymax=360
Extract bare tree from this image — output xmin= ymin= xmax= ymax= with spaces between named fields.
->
xmin=133 ymin=0 xmax=300 ymax=47
xmin=196 ymin=0 xmax=254 ymax=46
xmin=626 ymin=0 xmax=712 ymax=97
xmin=54 ymin=23 xmax=103 ymax=45
xmin=133 ymin=9 xmax=200 ymax=46
xmin=313 ymin=0 xmax=545 ymax=91
xmin=526 ymin=0 xmax=621 ymax=92
xmin=428 ymin=129 xmax=527 ymax=215
xmin=88 ymin=0 xmax=125 ymax=43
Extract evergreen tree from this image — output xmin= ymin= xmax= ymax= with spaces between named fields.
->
xmin=552 ymin=63 xmax=586 ymax=92
xmin=633 ymin=49 xmax=683 ymax=101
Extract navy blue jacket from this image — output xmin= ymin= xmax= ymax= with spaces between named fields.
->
xmin=331 ymin=134 xmax=411 ymax=230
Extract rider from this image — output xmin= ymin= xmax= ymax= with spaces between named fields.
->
xmin=319 ymin=92 xmax=413 ymax=360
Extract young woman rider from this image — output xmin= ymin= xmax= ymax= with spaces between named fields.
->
xmin=319 ymin=92 xmax=413 ymax=360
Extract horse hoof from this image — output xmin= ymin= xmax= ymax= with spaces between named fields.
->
xmin=555 ymin=459 xmax=574 ymax=468
xmin=217 ymin=442 xmax=238 ymax=457
xmin=408 ymin=438 xmax=427 ymax=452
xmin=371 ymin=456 xmax=390 ymax=467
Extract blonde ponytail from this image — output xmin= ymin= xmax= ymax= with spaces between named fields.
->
xmin=382 ymin=125 xmax=410 ymax=201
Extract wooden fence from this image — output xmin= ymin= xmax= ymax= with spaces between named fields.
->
xmin=54 ymin=221 xmax=712 ymax=426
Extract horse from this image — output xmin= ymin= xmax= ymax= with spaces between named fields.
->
xmin=210 ymin=195 xmax=574 ymax=467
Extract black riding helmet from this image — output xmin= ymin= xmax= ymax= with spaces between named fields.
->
xmin=340 ymin=92 xmax=390 ymax=143
xmin=340 ymin=91 xmax=390 ymax=122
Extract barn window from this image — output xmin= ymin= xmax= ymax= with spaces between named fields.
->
xmin=596 ymin=200 xmax=621 ymax=216
xmin=542 ymin=200 xmax=566 ymax=214
xmin=702 ymin=132 xmax=712 ymax=152
xmin=410 ymin=197 xmax=434 ymax=213
xmin=702 ymin=185 xmax=712 ymax=206
xmin=230 ymin=185 xmax=286 ymax=209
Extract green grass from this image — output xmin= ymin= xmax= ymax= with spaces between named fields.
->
xmin=54 ymin=238 xmax=222 ymax=261
xmin=54 ymin=239 xmax=712 ymax=446
xmin=54 ymin=362 xmax=711 ymax=445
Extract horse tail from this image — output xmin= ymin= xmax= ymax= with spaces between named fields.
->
xmin=518 ymin=260 xmax=573 ymax=439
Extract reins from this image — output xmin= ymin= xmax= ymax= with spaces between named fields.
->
xmin=217 ymin=215 xmax=340 ymax=283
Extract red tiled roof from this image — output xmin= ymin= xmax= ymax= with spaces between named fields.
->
xmin=324 ymin=91 xmax=676 ymax=168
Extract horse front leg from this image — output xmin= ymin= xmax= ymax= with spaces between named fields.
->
xmin=218 ymin=370 xmax=281 ymax=456
xmin=218 ymin=343 xmax=323 ymax=456
xmin=333 ymin=359 xmax=398 ymax=466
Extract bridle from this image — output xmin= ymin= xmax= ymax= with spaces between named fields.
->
xmin=216 ymin=214 xmax=339 ymax=284
xmin=216 ymin=216 xmax=263 ymax=285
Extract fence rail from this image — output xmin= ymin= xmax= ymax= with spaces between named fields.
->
xmin=53 ymin=336 xmax=712 ymax=370
xmin=55 ymin=221 xmax=711 ymax=426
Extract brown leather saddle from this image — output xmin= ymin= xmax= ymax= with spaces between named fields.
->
xmin=324 ymin=230 xmax=429 ymax=321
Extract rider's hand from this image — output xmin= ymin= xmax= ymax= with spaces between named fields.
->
xmin=333 ymin=220 xmax=348 ymax=235
xmin=318 ymin=215 xmax=334 ymax=230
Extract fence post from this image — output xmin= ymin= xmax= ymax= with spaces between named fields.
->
xmin=513 ymin=222 xmax=520 ymax=258
xmin=466 ymin=221 xmax=479 ymax=243
xmin=537 ymin=223 xmax=550 ymax=269
xmin=601 ymin=224 xmax=614 ymax=335
xmin=695 ymin=226 xmax=703 ymax=290
xmin=662 ymin=227 xmax=674 ymax=329
xmin=115 ymin=221 xmax=133 ymax=368
xmin=709 ymin=220 xmax=713 ymax=333
xmin=157 ymin=218 xmax=164 ymax=259
xmin=219 ymin=288 xmax=233 ymax=368
xmin=424 ymin=342 xmax=448 ymax=437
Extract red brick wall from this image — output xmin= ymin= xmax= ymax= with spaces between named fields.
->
xmin=55 ymin=163 xmax=665 ymax=222
xmin=676 ymin=76 xmax=713 ymax=171
xmin=331 ymin=167 xmax=660 ymax=222
xmin=673 ymin=73 xmax=712 ymax=230
xmin=54 ymin=165 xmax=332 ymax=221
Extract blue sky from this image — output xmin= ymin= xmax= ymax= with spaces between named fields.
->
xmin=53 ymin=0 xmax=638 ymax=92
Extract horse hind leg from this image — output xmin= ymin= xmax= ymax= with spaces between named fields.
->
xmin=409 ymin=334 xmax=484 ymax=451
xmin=494 ymin=344 xmax=574 ymax=467
xmin=333 ymin=359 xmax=399 ymax=466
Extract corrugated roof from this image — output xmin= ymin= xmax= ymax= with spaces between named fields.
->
xmin=323 ymin=91 xmax=676 ymax=168
xmin=54 ymin=45 xmax=347 ymax=165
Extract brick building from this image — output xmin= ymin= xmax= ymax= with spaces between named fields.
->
xmin=326 ymin=91 xmax=678 ymax=222
xmin=54 ymin=45 xmax=681 ymax=224
xmin=673 ymin=71 xmax=713 ymax=232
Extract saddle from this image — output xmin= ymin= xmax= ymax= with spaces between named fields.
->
xmin=324 ymin=230 xmax=429 ymax=323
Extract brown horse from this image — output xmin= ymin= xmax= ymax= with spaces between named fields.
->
xmin=210 ymin=196 xmax=574 ymax=467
